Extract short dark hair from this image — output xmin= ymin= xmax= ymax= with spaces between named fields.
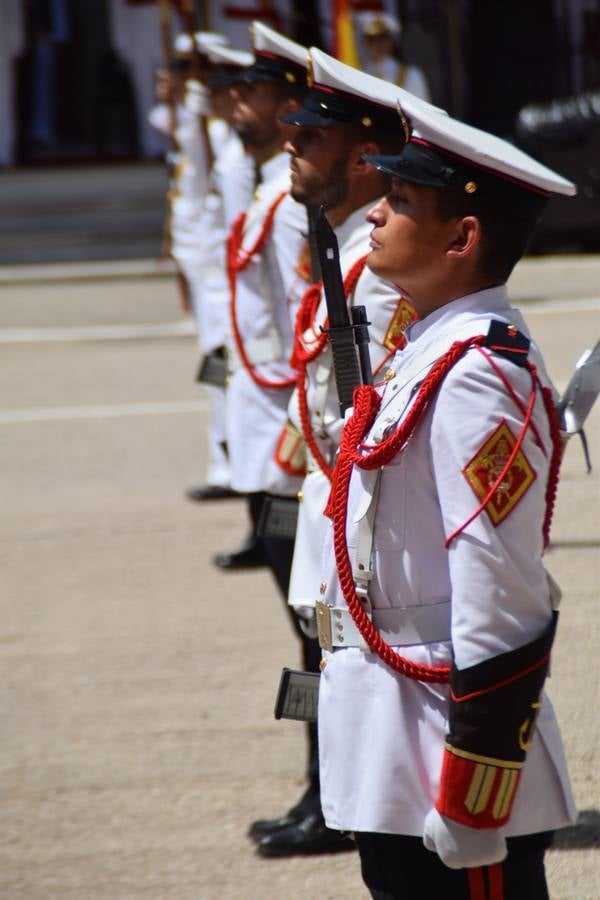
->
xmin=271 ymin=79 xmax=309 ymax=105
xmin=435 ymin=187 xmax=539 ymax=282
xmin=348 ymin=123 xmax=406 ymax=156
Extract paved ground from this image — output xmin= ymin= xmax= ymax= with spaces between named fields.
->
xmin=1 ymin=256 xmax=599 ymax=899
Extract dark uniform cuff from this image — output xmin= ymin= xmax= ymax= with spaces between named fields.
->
xmin=436 ymin=612 xmax=558 ymax=828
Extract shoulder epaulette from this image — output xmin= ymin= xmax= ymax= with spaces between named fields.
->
xmin=484 ymin=320 xmax=530 ymax=368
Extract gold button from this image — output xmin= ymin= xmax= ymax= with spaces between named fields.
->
xmin=465 ymin=181 xmax=477 ymax=193
xmin=285 ymin=71 xmax=296 ymax=83
xmin=334 ymin=610 xmax=342 ymax=620
xmin=384 ymin=368 xmax=394 ymax=382
xmin=320 ymin=581 xmax=327 ymax=594
xmin=297 ymin=489 xmax=304 ymax=502
xmin=361 ymin=116 xmax=372 ymax=127
xmin=319 ymin=657 xmax=328 ymax=671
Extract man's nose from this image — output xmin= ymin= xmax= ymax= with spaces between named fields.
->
xmin=366 ymin=200 xmax=385 ymax=225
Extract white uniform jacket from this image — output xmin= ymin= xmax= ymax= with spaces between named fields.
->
xmin=188 ymin=129 xmax=254 ymax=354
xmin=169 ymin=115 xmax=226 ymax=275
xmin=288 ymin=202 xmax=414 ymax=609
xmin=318 ymin=285 xmax=576 ymax=837
xmin=226 ymin=152 xmax=309 ymax=495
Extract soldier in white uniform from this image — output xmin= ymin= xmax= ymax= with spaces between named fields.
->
xmin=215 ymin=22 xmax=310 ymax=573
xmin=217 ymin=23 xmax=333 ymax=846
xmin=357 ymin=11 xmax=431 ymax=101
xmin=184 ymin=43 xmax=256 ymax=501
xmin=251 ymin=49 xmax=429 ymax=858
xmin=315 ymin=103 xmax=577 ymax=896
xmin=150 ymin=31 xmax=248 ymax=500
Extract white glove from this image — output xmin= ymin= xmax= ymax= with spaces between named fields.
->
xmin=293 ymin=605 xmax=318 ymax=639
xmin=184 ymin=79 xmax=210 ymax=116
xmin=423 ymin=808 xmax=507 ymax=870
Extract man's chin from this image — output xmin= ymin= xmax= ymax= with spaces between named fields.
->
xmin=290 ymin=187 xmax=311 ymax=206
xmin=365 ymin=247 xmax=384 ymax=276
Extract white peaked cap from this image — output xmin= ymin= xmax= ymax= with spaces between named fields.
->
xmin=251 ymin=21 xmax=307 ymax=70
xmin=207 ymin=44 xmax=253 ymax=67
xmin=280 ymin=46 xmax=445 ymax=132
xmin=174 ymin=31 xmax=228 ymax=57
xmin=366 ymin=101 xmax=576 ymax=221
xmin=403 ymin=101 xmax=576 ymax=197
xmin=315 ymin=46 xmax=445 ymax=118
xmin=237 ymin=21 xmax=307 ymax=86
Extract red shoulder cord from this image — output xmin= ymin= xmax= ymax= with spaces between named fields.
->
xmin=325 ymin=335 xmax=563 ymax=685
xmin=290 ymin=255 xmax=368 ymax=480
xmin=227 ymin=190 xmax=297 ymax=390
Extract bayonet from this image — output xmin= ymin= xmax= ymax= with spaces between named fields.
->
xmin=315 ymin=207 xmax=371 ymax=415
xmin=558 ymin=339 xmax=600 ymax=472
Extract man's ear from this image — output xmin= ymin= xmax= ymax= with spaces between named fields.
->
xmin=351 ymin=140 xmax=380 ymax=173
xmin=447 ymin=215 xmax=481 ymax=259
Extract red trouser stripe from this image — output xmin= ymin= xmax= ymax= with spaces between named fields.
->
xmin=487 ymin=863 xmax=505 ymax=900
xmin=467 ymin=864 xmax=505 ymax=900
xmin=467 ymin=868 xmax=486 ymax=900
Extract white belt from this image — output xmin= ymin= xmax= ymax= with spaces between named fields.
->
xmin=316 ymin=600 xmax=451 ymax=651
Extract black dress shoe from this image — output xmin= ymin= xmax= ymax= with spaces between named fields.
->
xmin=186 ymin=484 xmax=239 ymax=501
xmin=248 ymin=787 xmax=319 ymax=842
xmin=256 ymin=811 xmax=355 ymax=857
xmin=213 ymin=538 xmax=267 ymax=570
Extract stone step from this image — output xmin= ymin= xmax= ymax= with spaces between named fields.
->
xmin=0 ymin=163 xmax=169 ymax=265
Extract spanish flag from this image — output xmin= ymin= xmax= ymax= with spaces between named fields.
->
xmin=332 ymin=0 xmax=360 ymax=67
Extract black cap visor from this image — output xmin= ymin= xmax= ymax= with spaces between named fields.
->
xmin=238 ymin=52 xmax=305 ymax=87
xmin=365 ymin=143 xmax=456 ymax=188
xmin=279 ymin=106 xmax=346 ymax=128
xmin=280 ymin=85 xmax=403 ymax=131
xmin=206 ymin=66 xmax=250 ymax=88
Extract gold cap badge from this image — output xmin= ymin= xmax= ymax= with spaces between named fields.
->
xmin=396 ymin=101 xmax=411 ymax=144
xmin=306 ymin=54 xmax=314 ymax=88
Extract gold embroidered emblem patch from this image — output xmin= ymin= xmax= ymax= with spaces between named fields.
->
xmin=383 ymin=298 xmax=417 ymax=351
xmin=463 ymin=420 xmax=536 ymax=526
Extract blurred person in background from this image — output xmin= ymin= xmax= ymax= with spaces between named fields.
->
xmin=109 ymin=0 xmax=167 ymax=158
xmin=24 ymin=0 xmax=69 ymax=154
xmin=357 ymin=10 xmax=431 ymax=101
xmin=0 ymin=0 xmax=24 ymax=167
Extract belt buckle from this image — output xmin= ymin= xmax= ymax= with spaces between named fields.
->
xmin=315 ymin=601 xmax=333 ymax=651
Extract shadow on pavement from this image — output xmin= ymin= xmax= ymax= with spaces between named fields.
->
xmin=552 ymin=809 xmax=600 ymax=850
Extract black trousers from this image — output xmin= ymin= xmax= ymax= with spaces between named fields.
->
xmin=254 ymin=491 xmax=322 ymax=792
xmin=354 ymin=830 xmax=555 ymax=900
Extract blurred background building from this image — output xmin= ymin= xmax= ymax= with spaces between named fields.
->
xmin=2 ymin=0 xmax=600 ymax=255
